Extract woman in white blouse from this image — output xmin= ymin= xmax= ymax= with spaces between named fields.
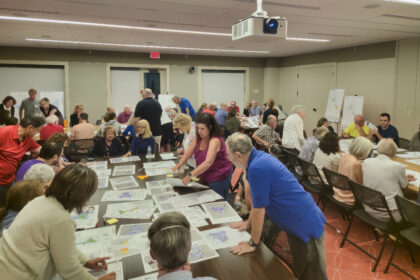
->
xmin=282 ymin=105 xmax=306 ymax=152
xmin=173 ymin=113 xmax=196 ymax=168
xmin=313 ymin=132 xmax=342 ymax=183
xmin=0 ymin=164 xmax=115 ymax=280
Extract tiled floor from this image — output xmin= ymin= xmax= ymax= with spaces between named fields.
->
xmin=275 ymin=203 xmax=420 ymax=279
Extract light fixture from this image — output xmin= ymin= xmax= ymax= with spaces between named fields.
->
xmin=25 ymin=38 xmax=270 ymax=54
xmin=286 ymin=37 xmax=330 ymax=42
xmin=383 ymin=0 xmax=420 ymax=5
xmin=0 ymin=15 xmax=231 ymax=37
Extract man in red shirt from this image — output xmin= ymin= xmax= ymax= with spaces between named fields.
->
xmin=227 ymin=100 xmax=240 ymax=113
xmin=40 ymin=115 xmax=64 ymax=141
xmin=0 ymin=115 xmax=45 ymax=206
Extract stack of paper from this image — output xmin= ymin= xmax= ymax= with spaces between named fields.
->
xmin=112 ymin=165 xmax=136 ymax=176
xmin=110 ymin=176 xmax=139 ymax=190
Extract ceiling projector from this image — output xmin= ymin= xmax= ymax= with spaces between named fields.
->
xmin=232 ymin=0 xmax=287 ymax=41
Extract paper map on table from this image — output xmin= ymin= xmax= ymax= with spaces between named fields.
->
xmin=102 ymin=189 xmax=147 ymax=202
xmin=202 ymin=201 xmax=242 ymax=224
xmin=188 ymin=240 xmax=219 ymax=264
xmin=166 ymin=178 xmax=208 ymax=189
xmin=146 ymin=180 xmax=174 ymax=195
xmin=128 ymin=272 xmax=158 ymax=280
xmin=143 ymin=161 xmax=176 ymax=169
xmin=399 ymin=152 xmax=420 ymax=159
xmin=152 ymin=206 xmax=209 ymax=228
xmin=104 ymin=200 xmax=156 ymax=219
xmin=112 ymin=235 xmax=149 ymax=259
xmin=152 ymin=192 xmax=179 ymax=211
xmin=141 ymin=251 xmax=158 ymax=273
xmin=94 ymin=169 xmax=112 ymax=176
xmin=75 ymin=226 xmax=116 ymax=261
xmin=159 ymin=153 xmax=178 ymax=160
xmin=145 ymin=167 xmax=173 ymax=177
xmin=110 ymin=176 xmax=139 ymax=190
xmin=339 ymin=139 xmax=353 ymax=154
xmin=201 ymin=226 xmax=250 ymax=250
xmin=87 ymin=161 xmax=108 ymax=169
xmin=241 ymin=116 xmax=260 ymax=129
xmin=405 ymin=169 xmax=420 ymax=188
xmin=71 ymin=205 xmax=99 ymax=230
xmin=171 ymin=190 xmax=223 ymax=207
xmin=97 ymin=175 xmax=109 ymax=189
xmin=407 ymin=159 xmax=420 ymax=166
xmin=89 ymin=261 xmax=123 ymax=280
xmin=112 ymin=165 xmax=136 ymax=176
xmin=110 ymin=156 xmax=141 ymax=164
xmin=117 ymin=223 xmax=152 ymax=237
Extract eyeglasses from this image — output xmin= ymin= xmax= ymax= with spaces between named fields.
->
xmin=137 ymin=126 xmax=146 ymax=129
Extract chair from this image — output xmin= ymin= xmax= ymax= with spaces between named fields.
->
xmin=69 ymin=139 xmax=95 ymax=157
xmin=399 ymin=138 xmax=410 ymax=150
xmin=344 ymin=180 xmax=399 ymax=272
xmin=297 ymin=158 xmax=330 ymax=209
xmin=96 ymin=120 xmax=102 ymax=125
xmin=268 ymin=144 xmax=287 ymax=165
xmin=37 ymin=140 xmax=47 ymax=146
xmin=384 ymin=196 xmax=418 ymax=278
xmin=117 ymin=136 xmax=130 ymax=153
xmin=283 ymin=148 xmax=303 ymax=181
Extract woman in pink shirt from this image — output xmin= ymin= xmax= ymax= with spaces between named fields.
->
xmin=174 ymin=113 xmax=232 ymax=200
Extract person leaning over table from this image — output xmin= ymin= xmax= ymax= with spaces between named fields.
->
xmin=173 ymin=113 xmax=196 ymax=168
xmin=409 ymin=123 xmax=420 ymax=151
xmin=92 ymin=126 xmax=124 ymax=158
xmin=40 ymin=97 xmax=64 ymax=125
xmin=0 ymin=164 xmax=116 ymax=280
xmin=173 ymin=113 xmax=232 ymax=200
xmin=342 ymin=114 xmax=370 ymax=139
xmin=225 ymin=133 xmax=327 ymax=280
xmin=148 ymin=212 xmax=216 ymax=280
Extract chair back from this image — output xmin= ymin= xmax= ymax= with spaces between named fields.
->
xmin=323 ymin=167 xmax=351 ymax=191
xmin=283 ymin=148 xmax=300 ymax=169
xmin=298 ymin=157 xmax=323 ymax=182
xmin=399 ymin=138 xmax=410 ymax=150
xmin=349 ymin=180 xmax=394 ymax=222
xmin=395 ymin=195 xmax=420 ymax=227
xmin=70 ymin=138 xmax=95 ymax=156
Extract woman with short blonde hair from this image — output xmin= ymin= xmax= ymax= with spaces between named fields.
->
xmin=173 ymin=113 xmax=196 ymax=167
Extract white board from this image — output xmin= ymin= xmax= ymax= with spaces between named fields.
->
xmin=324 ymin=89 xmax=344 ymax=123
xmin=110 ymin=69 xmax=141 ymax=118
xmin=341 ymin=96 xmax=363 ymax=128
xmin=158 ymin=94 xmax=175 ymax=124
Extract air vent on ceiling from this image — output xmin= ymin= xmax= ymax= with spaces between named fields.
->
xmin=382 ymin=14 xmax=420 ymax=22
xmin=236 ymin=0 xmax=320 ymax=10
xmin=308 ymin=32 xmax=353 ymax=38
xmin=0 ymin=7 xmax=59 ymax=15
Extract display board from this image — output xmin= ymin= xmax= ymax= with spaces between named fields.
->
xmin=341 ymin=95 xmax=364 ymax=128
xmin=324 ymin=89 xmax=344 ymax=123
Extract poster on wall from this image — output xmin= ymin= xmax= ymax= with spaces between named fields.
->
xmin=324 ymin=89 xmax=344 ymax=123
xmin=341 ymin=95 xmax=363 ymax=128
xmin=158 ymin=94 xmax=176 ymax=124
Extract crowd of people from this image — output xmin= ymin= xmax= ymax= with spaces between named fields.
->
xmin=1 ymin=87 xmax=420 ymax=280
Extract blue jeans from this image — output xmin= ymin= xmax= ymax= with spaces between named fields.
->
xmin=208 ymin=173 xmax=231 ymax=200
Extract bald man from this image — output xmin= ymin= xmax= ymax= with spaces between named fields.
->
xmin=117 ymin=105 xmax=133 ymax=124
xmin=343 ymin=115 xmax=370 ymax=139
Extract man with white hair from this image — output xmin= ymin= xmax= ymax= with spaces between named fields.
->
xmin=172 ymin=96 xmax=196 ymax=118
xmin=252 ymin=115 xmax=280 ymax=148
xmin=362 ymin=138 xmax=416 ymax=222
xmin=343 ymin=114 xmax=370 ymax=139
xmin=226 ymin=133 xmax=326 ymax=279
xmin=39 ymin=115 xmax=63 ymax=141
xmin=282 ymin=105 xmax=306 ymax=152
xmin=117 ymin=105 xmax=133 ymax=124
xmin=249 ymin=100 xmax=261 ymax=117
xmin=134 ymin=88 xmax=163 ymax=148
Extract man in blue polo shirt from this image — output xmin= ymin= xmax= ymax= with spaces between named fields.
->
xmin=226 ymin=133 xmax=326 ymax=280
xmin=372 ymin=113 xmax=399 ymax=146
xmin=172 ymin=96 xmax=196 ymax=118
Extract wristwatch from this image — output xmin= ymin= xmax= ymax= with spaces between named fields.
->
xmin=249 ymin=239 xmax=259 ymax=247
xmin=188 ymin=172 xmax=193 ymax=177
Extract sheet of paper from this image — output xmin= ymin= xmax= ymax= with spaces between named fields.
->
xmin=406 ymin=159 xmax=420 ymax=166
xmin=159 ymin=153 xmax=178 ymax=160
xmin=397 ymin=148 xmax=407 ymax=153
xmin=110 ymin=176 xmax=139 ymax=190
xmin=166 ymin=178 xmax=208 ymax=189
xmin=405 ymin=169 xmax=420 ymax=188
xmin=110 ymin=156 xmax=141 ymax=164
xmin=152 ymin=206 xmax=209 ymax=228
xmin=146 ymin=180 xmax=168 ymax=188
xmin=75 ymin=226 xmax=116 ymax=261
xmin=152 ymin=192 xmax=179 ymax=212
xmin=71 ymin=205 xmax=99 ymax=230
xmin=339 ymin=139 xmax=353 ymax=154
xmin=87 ymin=161 xmax=108 ymax=169
xmin=89 ymin=261 xmax=123 ymax=280
xmin=112 ymin=165 xmax=136 ymax=176
xmin=101 ymin=189 xmax=147 ymax=202
xmin=97 ymin=175 xmax=109 ymax=189
xmin=145 ymin=167 xmax=173 ymax=177
xmin=202 ymin=201 xmax=242 ymax=224
xmin=171 ymin=190 xmax=223 ymax=207
xmin=95 ymin=169 xmax=112 ymax=176
xmin=141 ymin=251 xmax=158 ymax=273
xmin=143 ymin=161 xmax=176 ymax=169
xmin=146 ymin=180 xmax=174 ymax=195
xmin=128 ymin=272 xmax=158 ymax=280
xmin=188 ymin=240 xmax=219 ymax=264
xmin=201 ymin=226 xmax=250 ymax=250
xmin=398 ymin=152 xmax=420 ymax=159
xmin=104 ymin=200 xmax=156 ymax=220
xmin=118 ymin=223 xmax=152 ymax=237
xmin=112 ymin=235 xmax=149 ymax=259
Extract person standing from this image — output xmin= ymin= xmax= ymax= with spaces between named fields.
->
xmin=0 ymin=96 xmax=16 ymax=118
xmin=226 ymin=133 xmax=326 ymax=280
xmin=282 ymin=105 xmax=306 ymax=152
xmin=172 ymin=96 xmax=196 ymax=119
xmin=39 ymin=98 xmax=64 ymax=125
xmin=134 ymin=89 xmax=163 ymax=149
xmin=19 ymin=89 xmax=40 ymax=121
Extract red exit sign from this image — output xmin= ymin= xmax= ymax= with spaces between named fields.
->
xmin=150 ymin=52 xmax=160 ymax=59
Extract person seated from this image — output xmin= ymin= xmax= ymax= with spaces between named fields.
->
xmin=0 ymin=180 xmax=44 ymax=234
xmin=227 ymin=100 xmax=239 ymax=113
xmin=313 ymin=132 xmax=341 ymax=183
xmin=243 ymin=102 xmax=251 ymax=117
xmin=39 ymin=98 xmax=64 ymax=125
xmin=363 ymin=139 xmax=415 ymax=222
xmin=70 ymin=104 xmax=83 ymax=127
xmin=249 ymin=100 xmax=261 ymax=117
xmin=299 ymin=127 xmax=329 ymax=163
xmin=201 ymin=108 xmax=216 ymax=116
xmin=16 ymin=141 xmax=63 ymax=182
xmin=148 ymin=212 xmax=216 ymax=280
xmin=92 ymin=126 xmax=124 ymax=157
xmin=70 ymin=113 xmax=95 ymax=140
xmin=409 ymin=123 xmax=420 ymax=151
xmin=101 ymin=106 xmax=115 ymax=121
xmin=372 ymin=113 xmax=399 ymax=146
xmin=40 ymin=115 xmax=64 ymax=141
xmin=197 ymin=103 xmax=208 ymax=114
xmin=0 ymin=164 xmax=116 ymax=280
xmin=126 ymin=120 xmax=155 ymax=156
xmin=342 ymin=115 xmax=370 ymax=139
xmin=122 ymin=114 xmax=135 ymax=138
xmin=97 ymin=112 xmax=121 ymax=137
xmin=262 ymin=98 xmax=278 ymax=125
xmin=0 ymin=96 xmax=16 ymax=118
xmin=252 ymin=115 xmax=281 ymax=148
xmin=23 ymin=164 xmax=56 ymax=191
xmin=336 ymin=137 xmax=373 ymax=205
xmin=215 ymin=103 xmax=228 ymax=127
xmin=316 ymin=117 xmax=334 ymax=133
xmin=225 ymin=107 xmax=241 ymax=135
xmin=117 ymin=105 xmax=133 ymax=124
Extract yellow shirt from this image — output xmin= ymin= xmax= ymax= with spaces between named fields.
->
xmin=344 ymin=123 xmax=369 ymax=138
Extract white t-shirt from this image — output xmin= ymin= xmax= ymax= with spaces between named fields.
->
xmin=282 ymin=113 xmax=305 ymax=151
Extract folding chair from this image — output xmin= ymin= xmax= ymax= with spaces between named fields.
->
xmin=70 ymin=138 xmax=95 ymax=158
xmin=399 ymin=138 xmax=410 ymax=150
xmin=283 ymin=148 xmax=303 ymax=181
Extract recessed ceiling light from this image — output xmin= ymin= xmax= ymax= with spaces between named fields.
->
xmin=383 ymin=0 xmax=420 ymax=5
xmin=0 ymin=15 xmax=231 ymax=37
xmin=25 ymin=38 xmax=270 ymax=54
xmin=286 ymin=37 xmax=330 ymax=42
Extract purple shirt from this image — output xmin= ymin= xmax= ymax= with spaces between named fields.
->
xmin=15 ymin=159 xmax=44 ymax=182
xmin=194 ymin=136 xmax=232 ymax=183
xmin=117 ymin=111 xmax=133 ymax=123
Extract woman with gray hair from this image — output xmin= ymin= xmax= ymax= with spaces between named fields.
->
xmin=299 ymin=126 xmax=329 ymax=163
xmin=282 ymin=105 xmax=306 ymax=152
xmin=362 ymin=139 xmax=416 ymax=222
xmin=336 ymin=137 xmax=373 ymax=205
xmin=23 ymin=163 xmax=56 ymax=191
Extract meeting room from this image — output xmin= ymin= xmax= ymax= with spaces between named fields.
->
xmin=1 ymin=0 xmax=420 ymax=279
